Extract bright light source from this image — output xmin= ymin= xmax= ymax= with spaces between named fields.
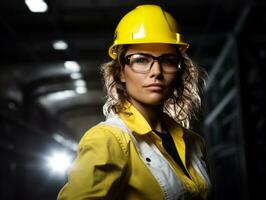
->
xmin=47 ymin=151 xmax=73 ymax=174
xmin=74 ymin=80 xmax=87 ymax=94
xmin=53 ymin=133 xmax=78 ymax=151
xmin=70 ymin=72 xmax=82 ymax=79
xmin=53 ymin=40 xmax=68 ymax=50
xmin=74 ymin=80 xmax=86 ymax=87
xmin=42 ymin=90 xmax=76 ymax=102
xmin=64 ymin=61 xmax=80 ymax=72
xmin=25 ymin=0 xmax=48 ymax=13
xmin=76 ymin=87 xmax=87 ymax=94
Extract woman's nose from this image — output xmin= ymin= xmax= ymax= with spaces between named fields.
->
xmin=149 ymin=61 xmax=163 ymax=77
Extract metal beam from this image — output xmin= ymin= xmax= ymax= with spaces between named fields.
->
xmin=204 ymin=87 xmax=236 ymax=126
xmin=206 ymin=4 xmax=251 ymax=91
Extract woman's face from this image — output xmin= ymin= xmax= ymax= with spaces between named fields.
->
xmin=120 ymin=43 xmax=178 ymax=106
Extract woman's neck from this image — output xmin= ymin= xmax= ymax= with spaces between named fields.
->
xmin=129 ymin=98 xmax=165 ymax=132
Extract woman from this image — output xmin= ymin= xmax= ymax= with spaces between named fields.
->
xmin=57 ymin=4 xmax=212 ymax=200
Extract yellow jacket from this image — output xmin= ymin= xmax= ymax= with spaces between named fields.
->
xmin=57 ymin=103 xmax=211 ymax=200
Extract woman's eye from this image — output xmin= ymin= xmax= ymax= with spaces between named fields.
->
xmin=133 ymin=57 xmax=150 ymax=64
xmin=162 ymin=57 xmax=179 ymax=66
xmin=163 ymin=59 xmax=176 ymax=65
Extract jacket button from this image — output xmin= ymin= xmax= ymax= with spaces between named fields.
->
xmin=146 ymin=157 xmax=151 ymax=162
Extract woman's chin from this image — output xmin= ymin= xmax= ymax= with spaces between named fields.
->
xmin=143 ymin=97 xmax=166 ymax=106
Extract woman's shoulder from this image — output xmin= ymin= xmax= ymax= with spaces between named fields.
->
xmin=78 ymin=121 xmax=132 ymax=154
xmin=181 ymin=126 xmax=207 ymax=152
xmin=182 ymin=127 xmax=204 ymax=140
xmin=165 ymin=114 xmax=205 ymax=144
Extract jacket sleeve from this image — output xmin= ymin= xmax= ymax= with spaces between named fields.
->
xmin=57 ymin=125 xmax=129 ymax=200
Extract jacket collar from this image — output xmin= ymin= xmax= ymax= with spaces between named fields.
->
xmin=118 ymin=102 xmax=183 ymax=138
xmin=118 ymin=102 xmax=152 ymax=135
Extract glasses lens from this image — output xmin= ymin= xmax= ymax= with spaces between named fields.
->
xmin=160 ymin=55 xmax=181 ymax=73
xmin=125 ymin=53 xmax=182 ymax=73
xmin=126 ymin=54 xmax=152 ymax=73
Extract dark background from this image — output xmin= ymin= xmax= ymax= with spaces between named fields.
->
xmin=0 ymin=0 xmax=265 ymax=199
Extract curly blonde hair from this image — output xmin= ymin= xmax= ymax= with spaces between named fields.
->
xmin=101 ymin=45 xmax=207 ymax=128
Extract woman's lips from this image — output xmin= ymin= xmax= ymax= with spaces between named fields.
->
xmin=144 ymin=83 xmax=164 ymax=91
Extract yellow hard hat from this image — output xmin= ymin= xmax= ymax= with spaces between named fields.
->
xmin=108 ymin=4 xmax=189 ymax=59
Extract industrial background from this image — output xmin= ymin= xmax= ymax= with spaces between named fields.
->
xmin=0 ymin=0 xmax=265 ymax=199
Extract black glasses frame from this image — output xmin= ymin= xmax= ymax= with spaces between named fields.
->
xmin=124 ymin=53 xmax=182 ymax=73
